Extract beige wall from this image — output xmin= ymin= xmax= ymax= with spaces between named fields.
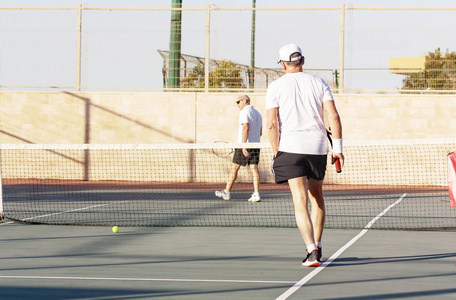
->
xmin=0 ymin=92 xmax=197 ymax=144
xmin=1 ymin=91 xmax=456 ymax=144
xmin=1 ymin=92 xmax=454 ymax=185
xmin=336 ymin=94 xmax=456 ymax=141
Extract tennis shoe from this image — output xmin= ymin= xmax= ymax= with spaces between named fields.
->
xmin=215 ymin=190 xmax=231 ymax=201
xmin=248 ymin=192 xmax=261 ymax=202
xmin=317 ymin=247 xmax=323 ymax=263
xmin=302 ymin=249 xmax=320 ymax=267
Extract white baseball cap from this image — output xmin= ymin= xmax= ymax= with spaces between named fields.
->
xmin=277 ymin=43 xmax=303 ymax=64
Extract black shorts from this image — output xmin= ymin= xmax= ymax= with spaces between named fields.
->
xmin=232 ymin=148 xmax=260 ymax=166
xmin=272 ymin=151 xmax=327 ymax=184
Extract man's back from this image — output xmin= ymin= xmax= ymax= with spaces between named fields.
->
xmin=266 ymin=72 xmax=333 ymax=154
xmin=266 ymin=43 xmax=344 ymax=267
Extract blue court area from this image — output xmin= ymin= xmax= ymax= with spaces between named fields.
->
xmin=0 ymin=223 xmax=455 ymax=299
xmin=2 ymin=185 xmax=455 ymax=230
xmin=1 ymin=181 xmax=456 ymax=299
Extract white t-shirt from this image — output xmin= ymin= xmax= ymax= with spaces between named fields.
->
xmin=265 ymin=72 xmax=334 ymax=155
xmin=238 ymin=105 xmax=262 ymax=143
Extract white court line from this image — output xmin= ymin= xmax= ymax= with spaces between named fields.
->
xmin=276 ymin=193 xmax=408 ymax=300
xmin=1 ymin=194 xmax=408 ymax=294
xmin=0 ymin=201 xmax=131 ymax=225
xmin=0 ymin=275 xmax=295 ymax=284
xmin=0 ymin=220 xmax=14 ymax=225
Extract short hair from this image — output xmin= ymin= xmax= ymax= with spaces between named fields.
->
xmin=284 ymin=53 xmax=303 ymax=67
xmin=239 ymin=94 xmax=250 ymax=103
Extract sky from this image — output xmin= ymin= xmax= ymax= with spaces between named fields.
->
xmin=1 ymin=0 xmax=456 ymax=92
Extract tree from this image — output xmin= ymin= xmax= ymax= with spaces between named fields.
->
xmin=402 ymin=48 xmax=456 ymax=91
xmin=180 ymin=60 xmax=246 ymax=91
xmin=180 ymin=62 xmax=205 ymax=90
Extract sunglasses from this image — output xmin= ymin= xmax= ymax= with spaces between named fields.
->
xmin=236 ymin=99 xmax=244 ymax=104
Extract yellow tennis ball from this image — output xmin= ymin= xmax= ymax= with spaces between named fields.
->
xmin=112 ymin=226 xmax=119 ymax=233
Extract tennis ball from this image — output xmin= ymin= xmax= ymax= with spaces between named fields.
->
xmin=112 ymin=226 xmax=119 ymax=233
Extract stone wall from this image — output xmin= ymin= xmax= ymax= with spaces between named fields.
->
xmin=2 ymin=92 xmax=456 ymax=144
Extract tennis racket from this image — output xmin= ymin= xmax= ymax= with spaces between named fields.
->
xmin=326 ymin=129 xmax=342 ymax=173
xmin=212 ymin=141 xmax=235 ymax=157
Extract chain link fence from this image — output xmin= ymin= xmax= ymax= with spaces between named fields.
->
xmin=0 ymin=4 xmax=455 ymax=93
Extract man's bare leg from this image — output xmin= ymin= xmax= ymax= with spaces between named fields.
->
xmin=249 ymin=164 xmax=260 ymax=193
xmin=225 ymin=163 xmax=241 ymax=192
xmin=288 ymin=176 xmax=315 ymax=246
xmin=308 ymin=178 xmax=325 ymax=243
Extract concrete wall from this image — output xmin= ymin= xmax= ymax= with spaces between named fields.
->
xmin=1 ymin=92 xmax=454 ymax=185
xmin=336 ymin=94 xmax=456 ymax=141
xmin=1 ymin=92 xmax=456 ymax=144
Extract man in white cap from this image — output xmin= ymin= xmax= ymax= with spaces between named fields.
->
xmin=266 ymin=43 xmax=344 ymax=267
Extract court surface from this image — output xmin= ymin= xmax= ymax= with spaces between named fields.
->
xmin=2 ymin=184 xmax=454 ymax=230
xmin=1 ymin=222 xmax=455 ymax=300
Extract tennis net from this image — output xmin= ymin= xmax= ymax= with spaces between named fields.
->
xmin=1 ymin=140 xmax=455 ymax=230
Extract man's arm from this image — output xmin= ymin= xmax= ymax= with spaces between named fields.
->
xmin=323 ymin=100 xmax=344 ymax=167
xmin=266 ymin=108 xmax=280 ymax=156
xmin=242 ymin=123 xmax=250 ymax=157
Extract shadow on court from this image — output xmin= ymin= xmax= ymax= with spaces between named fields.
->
xmin=0 ymin=224 xmax=455 ymax=299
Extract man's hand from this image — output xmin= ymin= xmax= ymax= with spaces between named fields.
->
xmin=242 ymin=148 xmax=249 ymax=157
xmin=332 ymin=153 xmax=344 ymax=169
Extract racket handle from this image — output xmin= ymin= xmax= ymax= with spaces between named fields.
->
xmin=335 ymin=158 xmax=342 ymax=173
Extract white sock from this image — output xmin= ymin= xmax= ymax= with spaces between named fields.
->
xmin=307 ymin=243 xmax=317 ymax=253
xmin=316 ymin=242 xmax=322 ymax=248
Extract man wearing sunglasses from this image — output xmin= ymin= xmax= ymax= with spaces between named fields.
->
xmin=215 ymin=95 xmax=263 ymax=202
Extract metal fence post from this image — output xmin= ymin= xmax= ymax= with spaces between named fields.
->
xmin=339 ymin=3 xmax=345 ymax=94
xmin=76 ymin=3 xmax=82 ymax=92
xmin=249 ymin=0 xmax=256 ymax=91
xmin=204 ymin=4 xmax=210 ymax=93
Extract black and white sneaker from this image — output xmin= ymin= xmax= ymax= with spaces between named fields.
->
xmin=302 ymin=249 xmax=321 ymax=267
xmin=317 ymin=247 xmax=323 ymax=263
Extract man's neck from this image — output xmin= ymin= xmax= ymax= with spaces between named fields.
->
xmin=285 ymin=66 xmax=303 ymax=74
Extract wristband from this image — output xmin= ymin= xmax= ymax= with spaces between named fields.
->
xmin=332 ymin=138 xmax=343 ymax=154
